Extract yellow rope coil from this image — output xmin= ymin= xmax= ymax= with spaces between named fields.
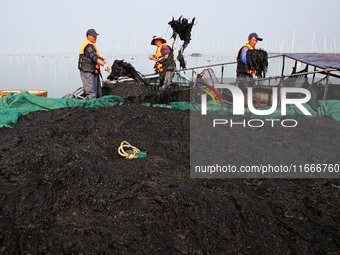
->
xmin=118 ymin=141 xmax=141 ymax=160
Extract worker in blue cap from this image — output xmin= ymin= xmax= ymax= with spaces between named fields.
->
xmin=236 ymin=32 xmax=263 ymax=90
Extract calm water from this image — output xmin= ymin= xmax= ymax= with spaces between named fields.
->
xmin=0 ymin=53 xmax=298 ymax=98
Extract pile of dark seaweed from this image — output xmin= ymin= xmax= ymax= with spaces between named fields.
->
xmin=0 ymin=102 xmax=339 ymax=254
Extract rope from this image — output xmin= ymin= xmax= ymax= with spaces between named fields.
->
xmin=118 ymin=141 xmax=141 ymax=160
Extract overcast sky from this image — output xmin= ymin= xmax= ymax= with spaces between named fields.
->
xmin=1 ymin=0 xmax=340 ymax=56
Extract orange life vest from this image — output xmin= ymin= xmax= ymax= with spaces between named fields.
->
xmin=154 ymin=43 xmax=172 ymax=73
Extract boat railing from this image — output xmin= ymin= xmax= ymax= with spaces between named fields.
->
xmin=142 ymin=54 xmax=338 ymax=84
xmin=103 ymin=54 xmax=339 ymax=100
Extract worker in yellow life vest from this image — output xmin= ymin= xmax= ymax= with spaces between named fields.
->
xmin=149 ymin=35 xmax=176 ymax=91
xmin=78 ymin=29 xmax=110 ymax=99
xmin=236 ymin=32 xmax=263 ymax=91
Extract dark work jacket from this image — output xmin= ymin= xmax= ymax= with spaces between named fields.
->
xmin=236 ymin=43 xmax=253 ymax=75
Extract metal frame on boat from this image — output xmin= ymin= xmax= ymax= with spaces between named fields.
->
xmin=64 ymin=53 xmax=340 ymax=105
xmin=177 ymin=53 xmax=340 ymax=106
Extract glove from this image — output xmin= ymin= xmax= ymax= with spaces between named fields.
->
xmin=149 ymin=54 xmax=156 ymax=60
xmin=104 ymin=64 xmax=110 ymax=73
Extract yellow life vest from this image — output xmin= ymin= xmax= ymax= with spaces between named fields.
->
xmin=236 ymin=43 xmax=254 ymax=57
xmin=78 ymin=40 xmax=101 ymax=74
xmin=79 ymin=40 xmax=100 ymax=55
xmin=154 ymin=43 xmax=172 ymax=73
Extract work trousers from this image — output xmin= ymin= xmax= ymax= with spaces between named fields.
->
xmin=80 ymin=71 xmax=102 ymax=99
xmin=159 ymin=70 xmax=174 ymax=90
xmin=236 ymin=73 xmax=254 ymax=93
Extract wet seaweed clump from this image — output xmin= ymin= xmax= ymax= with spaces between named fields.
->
xmin=168 ymin=16 xmax=196 ymax=69
xmin=246 ymin=49 xmax=268 ymax=78
xmin=107 ymin=59 xmax=148 ymax=85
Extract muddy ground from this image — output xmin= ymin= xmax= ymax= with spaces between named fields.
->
xmin=0 ymin=104 xmax=339 ymax=254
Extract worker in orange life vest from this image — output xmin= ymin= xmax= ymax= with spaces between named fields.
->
xmin=149 ymin=35 xmax=176 ymax=91
xmin=78 ymin=29 xmax=110 ymax=99
xmin=236 ymin=32 xmax=263 ymax=90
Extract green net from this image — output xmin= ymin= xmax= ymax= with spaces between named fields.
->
xmin=314 ymin=100 xmax=340 ymax=120
xmin=148 ymin=100 xmax=340 ymax=121
xmin=143 ymin=101 xmax=192 ymax=111
xmin=0 ymin=92 xmax=124 ymax=128
xmin=1 ymin=92 xmax=339 ymax=128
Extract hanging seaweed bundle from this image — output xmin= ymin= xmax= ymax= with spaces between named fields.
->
xmin=107 ymin=60 xmax=148 ymax=85
xmin=246 ymin=49 xmax=268 ymax=78
xmin=168 ymin=16 xmax=196 ymax=69
xmin=176 ymin=53 xmax=186 ymax=70
xmin=168 ymin=16 xmax=195 ymax=49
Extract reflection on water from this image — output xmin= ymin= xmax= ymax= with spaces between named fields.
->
xmin=0 ymin=54 xmax=79 ymax=98
xmin=0 ymin=53 xmax=298 ymax=98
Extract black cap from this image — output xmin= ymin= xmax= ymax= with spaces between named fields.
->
xmin=248 ymin=32 xmax=263 ymax=41
xmin=86 ymin=29 xmax=99 ymax=37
